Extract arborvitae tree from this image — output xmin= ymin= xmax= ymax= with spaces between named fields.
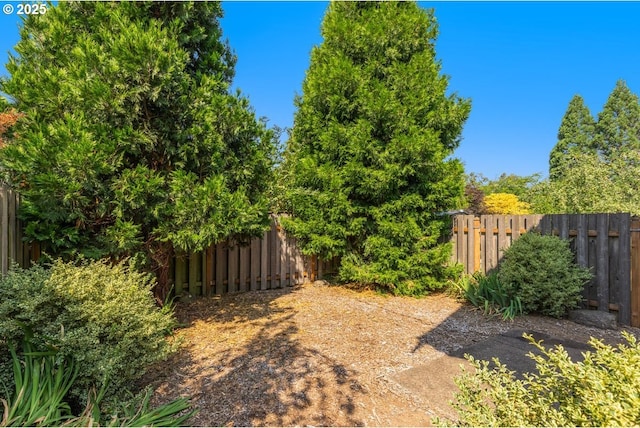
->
xmin=594 ymin=80 xmax=640 ymax=161
xmin=549 ymin=95 xmax=596 ymax=181
xmin=0 ymin=1 xmax=276 ymax=302
xmin=283 ymin=2 xmax=470 ymax=295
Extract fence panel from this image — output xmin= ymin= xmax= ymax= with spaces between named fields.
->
xmin=451 ymin=213 xmax=634 ymax=326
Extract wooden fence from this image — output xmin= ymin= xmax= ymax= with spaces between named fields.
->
xmin=451 ymin=214 xmax=639 ymax=326
xmin=0 ymin=188 xmax=40 ymax=275
xmin=170 ymin=216 xmax=327 ymax=297
xmin=0 ymin=186 xmax=338 ymax=295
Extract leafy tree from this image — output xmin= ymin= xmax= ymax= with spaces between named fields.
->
xmin=483 ymin=193 xmax=530 ymax=215
xmin=594 ymin=80 xmax=640 ymax=161
xmin=531 ymin=151 xmax=640 ymax=215
xmin=0 ymin=1 xmax=276 ymax=301
xmin=464 ymin=182 xmax=486 ymax=215
xmin=466 ymin=172 xmax=541 ymax=201
xmin=549 ymin=95 xmax=596 ymax=180
xmin=283 ymin=1 xmax=470 ymax=295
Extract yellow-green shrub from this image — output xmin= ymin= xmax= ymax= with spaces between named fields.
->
xmin=0 ymin=259 xmax=176 ymax=407
xmin=443 ymin=332 xmax=640 ymax=427
xmin=484 ymin=192 xmax=531 ymax=214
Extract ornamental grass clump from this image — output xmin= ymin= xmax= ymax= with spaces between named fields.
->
xmin=498 ymin=232 xmax=591 ymax=318
xmin=0 ymin=259 xmax=176 ymax=408
xmin=0 ymin=334 xmax=194 ymax=427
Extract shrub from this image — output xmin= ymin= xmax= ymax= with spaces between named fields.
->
xmin=498 ymin=232 xmax=591 ymax=317
xmin=484 ymin=193 xmax=531 ymax=214
xmin=0 ymin=259 xmax=176 ymax=407
xmin=443 ymin=332 xmax=640 ymax=427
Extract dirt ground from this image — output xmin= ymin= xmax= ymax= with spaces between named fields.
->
xmin=144 ymin=281 xmax=638 ymax=427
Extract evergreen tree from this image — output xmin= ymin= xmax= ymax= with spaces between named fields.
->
xmin=283 ymin=2 xmax=470 ymax=295
xmin=0 ymin=1 xmax=276 ymax=302
xmin=549 ymin=95 xmax=596 ymax=180
xmin=594 ymin=80 xmax=640 ymax=161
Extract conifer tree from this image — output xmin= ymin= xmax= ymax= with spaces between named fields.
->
xmin=594 ymin=80 xmax=640 ymax=161
xmin=0 ymin=1 xmax=276 ymax=301
xmin=283 ymin=2 xmax=470 ymax=295
xmin=549 ymin=95 xmax=596 ymax=180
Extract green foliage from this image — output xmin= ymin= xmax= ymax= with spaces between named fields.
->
xmin=283 ymin=2 xmax=470 ymax=295
xmin=0 ymin=260 xmax=176 ymax=407
xmin=455 ymin=273 xmax=523 ymax=321
xmin=1 ymin=336 xmax=77 ymax=427
xmin=594 ymin=80 xmax=640 ymax=161
xmin=467 ymin=172 xmax=542 ymax=200
xmin=0 ymin=336 xmax=194 ymax=427
xmin=498 ymin=232 xmax=591 ymax=318
xmin=538 ymin=80 xmax=640 ymax=215
xmin=0 ymin=1 xmax=276 ymax=300
xmin=549 ymin=94 xmax=597 ymax=181
xmin=530 ymin=150 xmax=640 ymax=215
xmin=443 ymin=332 xmax=640 ymax=427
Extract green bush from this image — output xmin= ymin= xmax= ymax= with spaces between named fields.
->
xmin=0 ymin=260 xmax=176 ymax=407
xmin=443 ymin=332 xmax=640 ymax=427
xmin=498 ymin=232 xmax=591 ymax=317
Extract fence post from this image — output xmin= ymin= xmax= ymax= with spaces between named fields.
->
xmin=473 ymin=217 xmax=481 ymax=273
xmin=631 ymin=217 xmax=640 ymax=327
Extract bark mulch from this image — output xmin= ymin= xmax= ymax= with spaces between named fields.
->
xmin=143 ymin=281 xmax=635 ymax=427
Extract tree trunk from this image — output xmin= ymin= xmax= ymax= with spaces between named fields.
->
xmin=146 ymin=239 xmax=174 ymax=306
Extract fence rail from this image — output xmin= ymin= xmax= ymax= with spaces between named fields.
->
xmin=451 ymin=214 xmax=636 ymax=326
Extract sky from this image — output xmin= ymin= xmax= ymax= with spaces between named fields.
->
xmin=2 ymin=1 xmax=640 ymax=180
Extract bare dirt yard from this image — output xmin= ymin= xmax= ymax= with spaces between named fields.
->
xmin=144 ymin=281 xmax=639 ymax=427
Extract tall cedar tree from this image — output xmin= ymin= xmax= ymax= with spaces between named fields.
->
xmin=594 ymin=80 xmax=640 ymax=162
xmin=283 ymin=2 xmax=470 ymax=295
xmin=549 ymin=95 xmax=596 ymax=181
xmin=0 ymin=2 xmax=276 ymax=302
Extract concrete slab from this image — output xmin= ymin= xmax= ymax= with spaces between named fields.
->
xmin=390 ymin=329 xmax=595 ymax=421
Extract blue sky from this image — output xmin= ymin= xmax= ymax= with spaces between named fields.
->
xmin=2 ymin=2 xmax=640 ymax=180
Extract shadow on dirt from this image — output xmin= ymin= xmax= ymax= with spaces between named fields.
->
xmin=144 ymin=286 xmax=366 ymax=427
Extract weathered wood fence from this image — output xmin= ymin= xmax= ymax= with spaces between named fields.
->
xmin=451 ymin=214 xmax=640 ymax=326
xmin=0 ymin=187 xmax=40 ymax=274
xmin=169 ymin=216 xmax=337 ymax=297
xmin=0 ymin=186 xmax=338 ymax=294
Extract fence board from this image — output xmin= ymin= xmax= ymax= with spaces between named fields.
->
xmin=484 ymin=215 xmax=496 ymax=273
xmin=619 ymin=214 xmax=631 ymax=325
xmin=228 ymin=242 xmax=239 ymax=293
xmin=188 ymin=252 xmax=200 ymax=296
xmin=215 ymin=242 xmax=227 ymax=295
xmin=250 ymin=238 xmax=260 ymax=291
xmin=596 ymin=214 xmax=609 ymax=311
xmin=632 ymin=218 xmax=640 ymax=326
xmin=1 ymin=189 xmax=8 ymax=274
xmin=205 ymin=246 xmax=214 ymax=296
xmin=270 ymin=220 xmax=278 ymax=288
xmin=239 ymin=244 xmax=250 ymax=292
xmin=261 ymin=229 xmax=268 ymax=290
xmin=280 ymin=223 xmax=289 ymax=287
